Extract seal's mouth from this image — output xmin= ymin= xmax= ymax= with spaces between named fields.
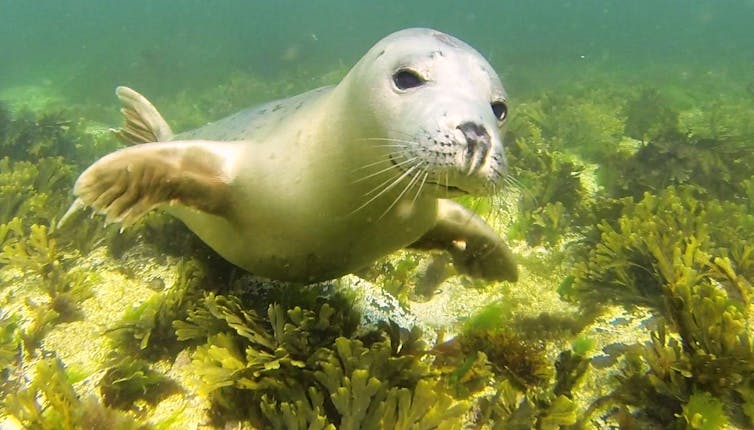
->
xmin=388 ymin=155 xmax=470 ymax=195
xmin=425 ymin=181 xmax=468 ymax=195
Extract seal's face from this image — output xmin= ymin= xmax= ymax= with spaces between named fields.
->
xmin=350 ymin=28 xmax=509 ymax=197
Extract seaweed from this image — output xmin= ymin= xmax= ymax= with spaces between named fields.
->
xmin=457 ymin=363 xmax=580 ymax=429
xmin=0 ymin=217 xmax=23 ymax=248
xmin=358 ymin=251 xmax=423 ymax=302
xmin=2 ymin=355 xmax=144 ymax=429
xmin=569 ymin=185 xmax=753 ymax=309
xmin=623 ymin=88 xmax=680 ymax=143
xmin=0 ymin=223 xmax=91 ymax=320
xmin=174 ymin=293 xmax=466 ymax=428
xmin=599 ymin=90 xmax=754 ymax=201
xmin=0 ymin=310 xmax=22 ymax=400
xmin=505 ymin=103 xmax=591 ymax=246
xmin=0 ymin=222 xmax=97 ymax=355
xmin=432 ymin=302 xmax=591 ymax=429
xmin=107 ymin=257 xmax=207 ymax=359
xmin=0 ymin=153 xmax=109 ymax=256
xmin=0 ymin=102 xmax=10 ymax=143
xmin=682 ymin=391 xmax=728 ymax=430
xmin=459 ymin=325 xmax=551 ymax=390
xmin=516 ymin=91 xmax=626 ymax=162
xmin=99 ymin=355 xmax=177 ymax=410
xmin=599 ymin=133 xmax=754 ymax=201
xmin=0 ymin=157 xmax=74 ymax=226
xmin=0 ymin=106 xmax=105 ymax=166
xmin=571 ymin=186 xmax=754 ymax=426
xmin=431 ymin=304 xmax=551 ymax=408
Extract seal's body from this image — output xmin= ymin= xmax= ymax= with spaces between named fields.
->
xmin=65 ymin=28 xmax=518 ymax=283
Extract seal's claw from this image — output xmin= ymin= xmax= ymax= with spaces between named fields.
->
xmin=57 ymin=198 xmax=86 ymax=229
xmin=448 ymin=239 xmax=518 ymax=282
xmin=409 ymin=199 xmax=518 ymax=282
xmin=74 ymin=153 xmax=157 ymax=227
xmin=71 ymin=140 xmax=235 ymax=227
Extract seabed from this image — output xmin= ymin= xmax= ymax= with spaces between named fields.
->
xmin=0 ymin=64 xmax=752 ymax=429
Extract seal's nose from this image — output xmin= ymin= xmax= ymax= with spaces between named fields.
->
xmin=458 ymin=122 xmax=490 ymax=174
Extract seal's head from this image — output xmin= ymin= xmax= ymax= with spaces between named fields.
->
xmin=343 ymin=28 xmax=509 ymax=197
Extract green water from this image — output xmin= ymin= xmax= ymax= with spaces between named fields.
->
xmin=3 ymin=1 xmax=752 ymax=101
xmin=1 ymin=1 xmax=754 ymax=429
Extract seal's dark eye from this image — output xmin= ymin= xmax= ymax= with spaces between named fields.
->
xmin=491 ymin=101 xmax=508 ymax=121
xmin=393 ymin=69 xmax=425 ymax=90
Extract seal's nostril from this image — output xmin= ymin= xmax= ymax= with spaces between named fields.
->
xmin=458 ymin=122 xmax=488 ymax=141
xmin=457 ymin=122 xmax=490 ymax=174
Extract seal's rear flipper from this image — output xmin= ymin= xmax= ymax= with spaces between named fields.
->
xmin=71 ymin=141 xmax=239 ymax=227
xmin=410 ymin=199 xmax=518 ymax=282
xmin=112 ymin=86 xmax=174 ymax=144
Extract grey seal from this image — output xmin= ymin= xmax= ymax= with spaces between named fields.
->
xmin=63 ymin=28 xmax=518 ymax=283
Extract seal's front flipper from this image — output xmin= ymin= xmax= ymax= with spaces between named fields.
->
xmin=410 ymin=199 xmax=518 ymax=282
xmin=71 ymin=141 xmax=239 ymax=227
xmin=112 ymin=86 xmax=174 ymax=144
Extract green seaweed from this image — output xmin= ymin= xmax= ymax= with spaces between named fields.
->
xmin=682 ymin=391 xmax=728 ymax=430
xmin=515 ymin=91 xmax=626 ymax=163
xmin=0 ymin=102 xmax=10 ymax=143
xmin=0 ymin=217 xmax=22 ymax=252
xmin=0 ymin=106 xmax=110 ymax=166
xmin=458 ymin=325 xmax=551 ymax=390
xmin=0 ymin=309 xmax=22 ymax=401
xmin=569 ymin=183 xmax=754 ymax=426
xmin=0 ymin=223 xmax=91 ymax=320
xmin=0 ymin=157 xmax=73 ymax=226
xmin=99 ymin=356 xmax=176 ymax=410
xmin=598 ymin=89 xmax=754 ymax=201
xmin=0 ymin=222 xmax=96 ymax=354
xmin=2 ymin=356 xmax=145 ymax=429
xmin=570 ymin=185 xmax=753 ymax=309
xmin=453 ymin=302 xmax=551 ymax=390
xmin=434 ymin=302 xmax=590 ymax=429
xmin=108 ymin=257 xmax=206 ymax=359
xmin=358 ymin=251 xmax=424 ymax=302
xmin=0 ymin=310 xmax=20 ymax=370
xmin=505 ymin=104 xmax=591 ymax=246
xmin=623 ymin=88 xmax=680 ymax=143
xmin=599 ymin=134 xmax=754 ymax=201
xmin=175 ymin=293 xmax=466 ymax=428
xmin=470 ymin=363 xmax=580 ymax=429
xmin=582 ymin=287 xmax=753 ymax=427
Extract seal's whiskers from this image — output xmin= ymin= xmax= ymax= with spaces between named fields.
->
xmin=353 ymin=157 xmax=397 ymax=172
xmin=411 ymin=171 xmax=429 ymax=207
xmin=353 ymin=155 xmax=419 ymax=183
xmin=379 ymin=161 xmax=426 ymax=219
xmin=363 ymin=169 xmax=405 ymax=197
xmin=504 ymin=174 xmax=536 ymax=205
xmin=351 ymin=163 xmax=422 ymax=215
xmin=352 ymin=148 xmax=409 ymax=172
xmin=358 ymin=136 xmax=417 ymax=146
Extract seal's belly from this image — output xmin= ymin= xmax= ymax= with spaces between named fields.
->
xmin=171 ymin=196 xmax=436 ymax=282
